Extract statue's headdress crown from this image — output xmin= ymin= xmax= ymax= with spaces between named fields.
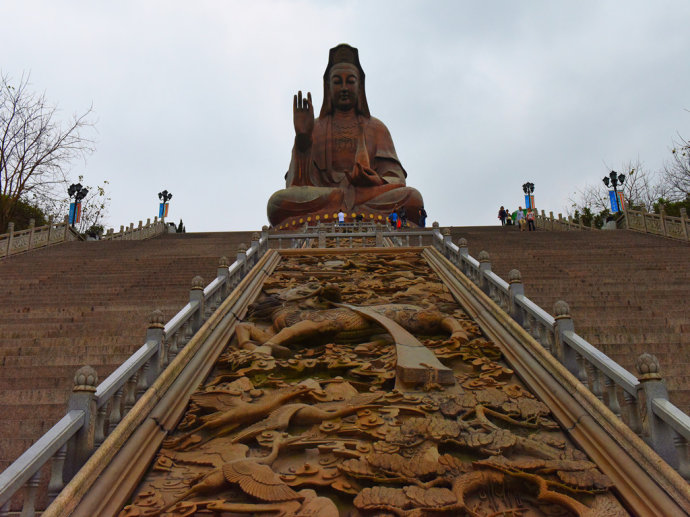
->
xmin=330 ymin=45 xmax=360 ymax=68
xmin=320 ymin=43 xmax=370 ymax=117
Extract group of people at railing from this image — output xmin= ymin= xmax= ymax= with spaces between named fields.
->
xmin=498 ymin=206 xmax=537 ymax=231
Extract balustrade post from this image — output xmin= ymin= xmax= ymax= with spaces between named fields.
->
xmin=549 ymin=211 xmax=554 ymax=231
xmin=457 ymin=238 xmax=468 ymax=257
xmin=190 ymin=276 xmax=205 ymax=332
xmin=63 ymin=215 xmax=70 ymax=240
xmin=441 ymin=226 xmax=452 ymax=247
xmin=236 ymin=243 xmax=247 ymax=274
xmin=375 ymin=224 xmax=383 ymax=247
xmin=217 ymin=256 xmax=230 ymax=299
xmin=553 ymin=301 xmax=578 ymax=376
xmin=659 ymin=205 xmax=667 ymax=236
xmin=261 ymin=225 xmax=270 ymax=251
xmin=318 ymin=228 xmax=326 ymax=248
xmin=63 ymin=366 xmax=98 ymax=482
xmin=47 ymin=216 xmax=54 ymax=244
xmin=477 ymin=250 xmax=491 ymax=294
xmin=635 ymin=353 xmax=678 ymax=466
xmin=129 ymin=223 xmax=134 ymax=240
xmin=680 ymin=208 xmax=689 ymax=241
xmin=146 ymin=310 xmax=165 ymax=386
xmin=540 ymin=210 xmax=546 ymax=229
xmin=25 ymin=218 xmax=36 ymax=250
xmin=507 ymin=269 xmax=524 ymax=325
xmin=250 ymin=232 xmax=260 ymax=256
xmin=5 ymin=222 xmax=14 ymax=257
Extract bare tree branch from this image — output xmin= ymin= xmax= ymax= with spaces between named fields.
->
xmin=0 ymin=72 xmax=95 ymax=230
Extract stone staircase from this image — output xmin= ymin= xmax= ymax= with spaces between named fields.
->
xmin=450 ymin=226 xmax=690 ymax=413
xmin=0 ymin=231 xmax=252 ymax=472
xmin=2 ymin=226 xmax=689 ymax=484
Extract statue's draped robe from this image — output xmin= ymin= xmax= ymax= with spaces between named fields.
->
xmin=267 ymin=115 xmax=423 ymax=227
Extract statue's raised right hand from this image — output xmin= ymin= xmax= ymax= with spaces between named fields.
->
xmin=293 ymin=91 xmax=314 ymax=139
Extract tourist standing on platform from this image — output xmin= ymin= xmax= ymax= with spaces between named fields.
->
xmin=526 ymin=208 xmax=536 ymax=231
xmin=399 ymin=206 xmax=407 ymax=228
xmin=419 ymin=207 xmax=427 ymax=228
xmin=338 ymin=209 xmax=345 ymax=226
xmin=504 ymin=207 xmax=512 ymax=225
xmin=498 ymin=206 xmax=507 ymax=226
xmin=515 ymin=206 xmax=525 ymax=231
xmin=388 ymin=209 xmax=398 ymax=228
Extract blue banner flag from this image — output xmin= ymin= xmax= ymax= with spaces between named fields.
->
xmin=159 ymin=203 xmax=165 ymax=218
xmin=609 ymin=190 xmax=619 ymax=212
xmin=524 ymin=195 xmax=534 ymax=209
xmin=69 ymin=202 xmax=76 ymax=225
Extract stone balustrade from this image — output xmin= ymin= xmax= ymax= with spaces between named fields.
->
xmin=534 ymin=206 xmax=690 ymax=241
xmin=431 ymin=229 xmax=690 ymax=479
xmin=1 ymin=216 xmax=170 ymax=260
xmin=0 ymin=217 xmax=80 ymax=258
xmin=0 ymin=229 xmax=271 ymax=515
xmin=626 ymin=207 xmax=689 ymax=241
xmin=101 ymin=217 xmax=167 ymax=241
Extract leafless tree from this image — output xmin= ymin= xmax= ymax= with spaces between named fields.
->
xmin=665 ymin=136 xmax=690 ymax=198
xmin=568 ymin=159 xmax=672 ymax=216
xmin=0 ymin=73 xmax=95 ymax=231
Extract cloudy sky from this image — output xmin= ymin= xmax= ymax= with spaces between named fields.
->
xmin=2 ymin=1 xmax=689 ymax=231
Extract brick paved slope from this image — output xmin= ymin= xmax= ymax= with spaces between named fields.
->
xmin=449 ymin=226 xmax=690 ymax=414
xmin=0 ymin=231 xmax=252 ymax=471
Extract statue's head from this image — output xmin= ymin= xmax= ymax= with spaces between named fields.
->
xmin=320 ymin=44 xmax=370 ymax=118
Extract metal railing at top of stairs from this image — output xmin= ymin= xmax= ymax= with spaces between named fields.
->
xmin=0 ymin=231 xmax=270 ymax=515
xmin=431 ymin=227 xmax=690 ymax=480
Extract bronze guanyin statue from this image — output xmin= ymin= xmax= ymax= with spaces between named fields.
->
xmin=267 ymin=44 xmax=424 ymax=229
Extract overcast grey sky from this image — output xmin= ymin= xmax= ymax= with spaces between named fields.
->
xmin=3 ymin=1 xmax=689 ymax=231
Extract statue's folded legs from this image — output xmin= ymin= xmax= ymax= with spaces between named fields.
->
xmin=267 ymin=184 xmax=423 ymax=228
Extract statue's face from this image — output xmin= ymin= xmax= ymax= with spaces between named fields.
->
xmin=329 ymin=64 xmax=359 ymax=112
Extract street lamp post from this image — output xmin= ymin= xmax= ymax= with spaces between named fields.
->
xmin=158 ymin=190 xmax=173 ymax=221
xmin=602 ymin=171 xmax=625 ymax=212
xmin=522 ymin=182 xmax=535 ymax=209
xmin=67 ymin=183 xmax=89 ymax=228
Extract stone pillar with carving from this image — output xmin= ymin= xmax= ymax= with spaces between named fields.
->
xmin=553 ymin=301 xmax=578 ymax=376
xmin=636 ymin=353 xmax=678 ymax=467
xmin=217 ymin=256 xmax=230 ymax=298
xmin=64 ymin=366 xmax=99 ymax=481
xmin=146 ymin=310 xmax=165 ymax=384
xmin=190 ymin=276 xmax=205 ymax=333
xmin=507 ymin=269 xmax=524 ymax=325
xmin=478 ymin=250 xmax=491 ymax=295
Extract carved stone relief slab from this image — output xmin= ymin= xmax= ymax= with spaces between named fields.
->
xmin=120 ymin=251 xmax=629 ymax=516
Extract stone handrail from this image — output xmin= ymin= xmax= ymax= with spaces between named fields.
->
xmin=626 ymin=207 xmax=690 ymax=241
xmin=0 ymin=229 xmax=271 ymax=514
xmin=534 ymin=210 xmax=596 ymax=231
xmin=432 ymin=227 xmax=690 ymax=480
xmin=101 ymin=217 xmax=167 ymax=241
xmin=535 ymin=206 xmax=690 ymax=241
xmin=0 ymin=218 xmax=80 ymax=258
xmin=269 ymin=223 xmax=432 ymax=249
